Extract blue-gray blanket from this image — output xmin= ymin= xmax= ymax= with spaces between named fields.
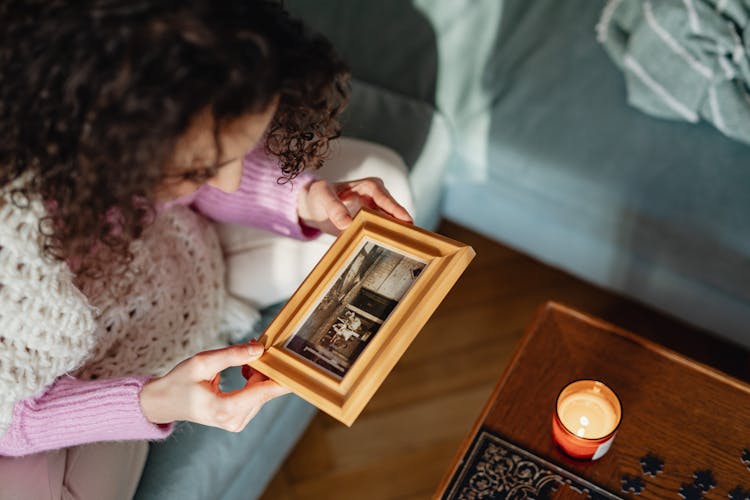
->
xmin=598 ymin=0 xmax=750 ymax=145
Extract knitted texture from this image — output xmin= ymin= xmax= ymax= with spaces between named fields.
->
xmin=192 ymin=143 xmax=319 ymax=240
xmin=0 ymin=146 xmax=316 ymax=448
xmin=0 ymin=190 xmax=229 ymax=436
xmin=0 ymin=188 xmax=98 ymax=435
xmin=0 ymin=375 xmax=172 ymax=456
xmin=72 ymin=204 xmax=228 ymax=381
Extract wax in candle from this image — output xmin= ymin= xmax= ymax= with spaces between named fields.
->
xmin=558 ymin=390 xmax=617 ymax=439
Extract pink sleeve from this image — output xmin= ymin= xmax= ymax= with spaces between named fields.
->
xmin=191 ymin=145 xmax=320 ymax=240
xmin=0 ymin=375 xmax=173 ymax=457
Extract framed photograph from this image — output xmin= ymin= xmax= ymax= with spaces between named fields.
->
xmin=249 ymin=207 xmax=475 ymax=426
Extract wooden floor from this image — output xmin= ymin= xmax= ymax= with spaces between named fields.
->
xmin=260 ymin=220 xmax=750 ymax=500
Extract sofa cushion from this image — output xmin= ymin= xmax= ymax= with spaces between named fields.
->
xmin=341 ymin=80 xmax=452 ymax=230
xmin=443 ymin=0 xmax=750 ymax=345
xmin=286 ymin=0 xmax=439 ymax=105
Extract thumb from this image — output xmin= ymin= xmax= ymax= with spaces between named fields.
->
xmin=187 ymin=340 xmax=264 ymax=381
xmin=321 ymin=182 xmax=352 ymax=230
xmin=231 ymin=378 xmax=292 ymax=406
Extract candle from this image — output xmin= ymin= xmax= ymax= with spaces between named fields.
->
xmin=552 ymin=380 xmax=622 ymax=460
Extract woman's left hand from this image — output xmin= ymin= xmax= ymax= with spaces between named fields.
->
xmin=297 ymin=177 xmax=413 ymax=235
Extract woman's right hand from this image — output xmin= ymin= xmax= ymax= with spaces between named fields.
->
xmin=139 ymin=339 xmax=291 ymax=432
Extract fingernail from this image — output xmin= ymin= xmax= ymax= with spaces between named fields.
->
xmin=247 ymin=342 xmax=263 ymax=357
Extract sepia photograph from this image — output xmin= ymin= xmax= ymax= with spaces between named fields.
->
xmin=283 ymin=238 xmax=427 ymax=379
xmin=250 ymin=208 xmax=475 ymax=426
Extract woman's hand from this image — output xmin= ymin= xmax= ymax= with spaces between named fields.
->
xmin=297 ymin=177 xmax=413 ymax=236
xmin=139 ymin=340 xmax=290 ymax=432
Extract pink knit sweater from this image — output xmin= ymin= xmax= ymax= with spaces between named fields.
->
xmin=0 ymin=145 xmax=317 ymax=457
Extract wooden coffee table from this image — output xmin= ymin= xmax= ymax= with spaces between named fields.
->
xmin=435 ymin=302 xmax=750 ymax=499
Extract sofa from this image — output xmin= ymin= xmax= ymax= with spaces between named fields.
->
xmin=135 ymin=0 xmax=750 ymax=497
xmin=289 ymin=0 xmax=750 ymax=349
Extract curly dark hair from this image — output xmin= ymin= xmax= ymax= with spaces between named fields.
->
xmin=0 ymin=0 xmax=350 ymax=277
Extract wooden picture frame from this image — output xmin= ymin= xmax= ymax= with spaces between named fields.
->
xmin=249 ymin=208 xmax=475 ymax=426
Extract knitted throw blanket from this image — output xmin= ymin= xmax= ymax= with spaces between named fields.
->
xmin=0 ymin=188 xmax=244 ymax=435
xmin=597 ymin=0 xmax=750 ymax=145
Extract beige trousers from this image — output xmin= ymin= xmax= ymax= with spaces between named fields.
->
xmin=0 ymin=440 xmax=148 ymax=500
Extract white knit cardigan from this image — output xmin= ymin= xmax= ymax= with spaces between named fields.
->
xmin=0 ymin=186 xmax=257 ymax=435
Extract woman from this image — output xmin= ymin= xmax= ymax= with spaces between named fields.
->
xmin=0 ymin=1 xmax=411 ymax=497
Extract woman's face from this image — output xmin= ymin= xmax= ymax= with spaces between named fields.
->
xmin=156 ymin=97 xmax=279 ymax=201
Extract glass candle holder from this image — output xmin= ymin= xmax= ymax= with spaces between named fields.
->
xmin=552 ymin=379 xmax=622 ymax=461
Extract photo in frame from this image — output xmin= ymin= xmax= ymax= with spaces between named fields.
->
xmin=249 ymin=208 xmax=475 ymax=426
